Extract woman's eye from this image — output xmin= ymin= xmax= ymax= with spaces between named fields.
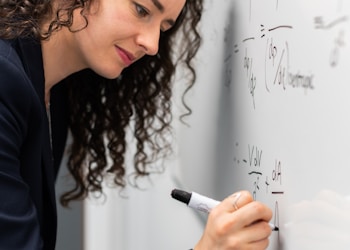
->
xmin=135 ymin=4 xmax=149 ymax=17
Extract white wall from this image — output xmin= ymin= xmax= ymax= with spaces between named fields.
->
xmin=55 ymin=153 xmax=83 ymax=250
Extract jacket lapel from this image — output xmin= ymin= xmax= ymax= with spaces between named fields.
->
xmin=16 ymin=37 xmax=57 ymax=223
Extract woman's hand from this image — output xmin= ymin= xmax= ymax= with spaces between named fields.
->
xmin=194 ymin=190 xmax=273 ymax=250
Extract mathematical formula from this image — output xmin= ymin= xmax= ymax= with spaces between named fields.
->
xmin=219 ymin=0 xmax=349 ymax=110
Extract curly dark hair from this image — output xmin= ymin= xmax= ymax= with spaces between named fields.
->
xmin=0 ymin=0 xmax=203 ymax=206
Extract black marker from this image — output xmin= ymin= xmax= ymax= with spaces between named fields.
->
xmin=171 ymin=188 xmax=279 ymax=231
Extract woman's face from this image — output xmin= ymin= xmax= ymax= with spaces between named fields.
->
xmin=71 ymin=0 xmax=186 ymax=79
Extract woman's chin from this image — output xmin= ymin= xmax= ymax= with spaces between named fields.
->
xmin=94 ymin=67 xmax=124 ymax=80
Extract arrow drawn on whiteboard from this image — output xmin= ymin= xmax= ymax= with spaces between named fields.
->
xmin=260 ymin=24 xmax=293 ymax=39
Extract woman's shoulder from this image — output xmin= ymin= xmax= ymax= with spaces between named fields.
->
xmin=0 ymin=39 xmax=22 ymax=63
xmin=0 ymin=39 xmax=28 ymax=83
xmin=0 ymin=38 xmax=40 ymax=109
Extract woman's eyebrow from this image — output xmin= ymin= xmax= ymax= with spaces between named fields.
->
xmin=151 ymin=0 xmax=164 ymax=12
xmin=151 ymin=0 xmax=176 ymax=28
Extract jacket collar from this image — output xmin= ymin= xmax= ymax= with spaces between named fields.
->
xmin=15 ymin=37 xmax=57 ymax=231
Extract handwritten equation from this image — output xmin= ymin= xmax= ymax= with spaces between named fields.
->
xmin=233 ymin=142 xmax=283 ymax=231
xmin=219 ymin=0 xmax=349 ymax=109
xmin=233 ymin=143 xmax=284 ymax=200
xmin=230 ymin=23 xmax=315 ymax=109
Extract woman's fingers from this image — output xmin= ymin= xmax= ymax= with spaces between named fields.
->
xmin=216 ymin=190 xmax=253 ymax=213
xmin=233 ymin=201 xmax=273 ymax=229
xmin=240 ymin=219 xmax=273 ymax=244
xmin=211 ymin=190 xmax=272 ymax=232
xmin=196 ymin=190 xmax=273 ymax=250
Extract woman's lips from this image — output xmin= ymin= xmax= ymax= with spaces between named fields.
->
xmin=115 ymin=46 xmax=135 ymax=66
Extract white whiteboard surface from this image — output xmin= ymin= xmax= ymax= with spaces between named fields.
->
xmin=177 ymin=0 xmax=350 ymax=249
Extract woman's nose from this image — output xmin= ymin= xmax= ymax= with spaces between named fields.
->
xmin=136 ymin=27 xmax=160 ymax=56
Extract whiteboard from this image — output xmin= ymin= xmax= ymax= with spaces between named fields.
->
xmin=177 ymin=0 xmax=350 ymax=249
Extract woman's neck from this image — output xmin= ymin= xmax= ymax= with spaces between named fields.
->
xmin=41 ymin=12 xmax=87 ymax=105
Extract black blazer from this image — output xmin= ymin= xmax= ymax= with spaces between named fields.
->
xmin=0 ymin=38 xmax=68 ymax=249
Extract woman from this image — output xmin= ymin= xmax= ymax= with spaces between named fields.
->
xmin=0 ymin=0 xmax=273 ymax=249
